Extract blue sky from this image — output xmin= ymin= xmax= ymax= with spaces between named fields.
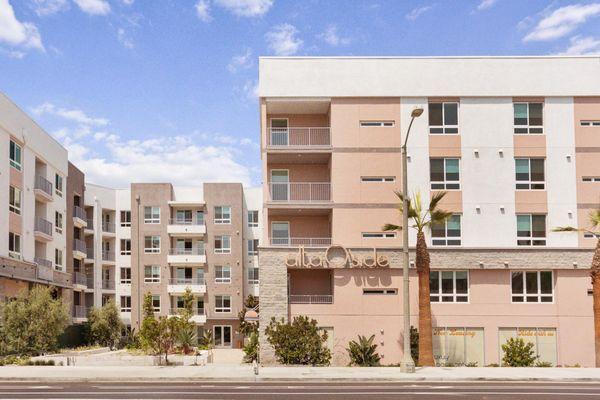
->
xmin=1 ymin=0 xmax=599 ymax=188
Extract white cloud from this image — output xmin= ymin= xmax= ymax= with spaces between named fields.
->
xmin=30 ymin=0 xmax=69 ymax=16
xmin=73 ymin=0 xmax=110 ymax=16
xmin=214 ymin=0 xmax=273 ymax=17
xmin=121 ymin=0 xmax=134 ymax=5
xmin=405 ymin=5 xmax=432 ymax=20
xmin=0 ymin=0 xmax=44 ymax=51
xmin=477 ymin=0 xmax=498 ymax=11
xmin=524 ymin=3 xmax=600 ymax=42
xmin=319 ymin=25 xmax=350 ymax=46
xmin=227 ymin=47 xmax=253 ymax=72
xmin=559 ymin=35 xmax=600 ymax=55
xmin=243 ymin=79 xmax=259 ymax=100
xmin=195 ymin=0 xmax=212 ymax=22
xmin=117 ymin=27 xmax=134 ymax=49
xmin=265 ymin=23 xmax=302 ymax=56
xmin=32 ymin=102 xmax=109 ymax=126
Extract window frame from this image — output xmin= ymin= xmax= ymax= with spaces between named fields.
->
xmin=144 ymin=235 xmax=161 ymax=253
xmin=120 ymin=267 xmax=132 ymax=284
xmin=55 ymin=211 xmax=63 ymax=234
xmin=9 ymin=186 xmax=21 ymax=215
xmin=430 ymin=158 xmax=461 ymax=190
xmin=582 ymin=177 xmax=600 ymax=182
xmin=120 ymin=210 xmax=131 ymax=227
xmin=215 ymin=295 xmax=232 ymax=313
xmin=428 ymin=102 xmax=459 ymax=135
xmin=516 ymin=214 xmax=547 ymax=246
xmin=9 ymin=140 xmax=22 ymax=171
xmin=361 ymin=176 xmax=395 ymax=182
xmin=215 ymin=265 xmax=232 ymax=284
xmin=143 ymin=206 xmax=161 ymax=224
xmin=120 ymin=238 xmax=131 ymax=255
xmin=515 ymin=158 xmax=546 ymax=190
xmin=511 ymin=270 xmax=554 ymax=303
xmin=8 ymin=232 xmax=21 ymax=259
xmin=247 ymin=210 xmax=259 ymax=227
xmin=214 ymin=206 xmax=232 ymax=224
xmin=54 ymin=248 xmax=63 ymax=271
xmin=120 ymin=296 xmax=132 ymax=312
xmin=55 ymin=174 xmax=63 ymax=197
xmin=362 ymin=288 xmax=398 ymax=295
xmin=247 ymin=239 xmax=259 ymax=256
xmin=214 ymin=235 xmax=231 ymax=254
xmin=144 ymin=265 xmax=161 ymax=283
xmin=580 ymin=120 xmax=600 ymax=127
xmin=430 ymin=270 xmax=469 ymax=303
xmin=359 ymin=121 xmax=395 ymax=127
xmin=431 ymin=214 xmax=462 ymax=246
xmin=362 ymin=232 xmax=396 ymax=238
xmin=248 ymin=267 xmax=259 ymax=284
xmin=152 ymin=295 xmax=161 ymax=313
xmin=513 ymin=102 xmax=544 ymax=134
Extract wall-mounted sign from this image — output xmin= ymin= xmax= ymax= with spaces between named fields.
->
xmin=285 ymin=245 xmax=390 ymax=268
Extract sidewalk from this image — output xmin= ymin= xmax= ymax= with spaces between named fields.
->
xmin=1 ymin=365 xmax=600 ymax=382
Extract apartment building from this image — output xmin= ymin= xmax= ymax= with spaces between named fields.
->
xmin=257 ymin=56 xmax=600 ymax=366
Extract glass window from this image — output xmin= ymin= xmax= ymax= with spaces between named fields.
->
xmin=120 ymin=267 xmax=131 ymax=284
xmin=8 ymin=232 xmax=21 ymax=259
xmin=247 ymin=210 xmax=259 ymax=227
xmin=55 ymin=211 xmax=63 ymax=234
xmin=214 ymin=206 xmax=231 ymax=224
xmin=120 ymin=239 xmax=131 ymax=255
xmin=271 ymin=222 xmax=290 ymax=245
xmin=248 ymin=239 xmax=259 ymax=256
xmin=499 ymin=327 xmax=557 ymax=366
xmin=120 ymin=210 xmax=131 ymax=227
xmin=120 ymin=296 xmax=131 ymax=312
xmin=429 ymin=102 xmax=459 ymax=134
xmin=248 ymin=267 xmax=259 ymax=284
xmin=517 ymin=214 xmax=546 ymax=246
xmin=55 ymin=174 xmax=63 ymax=197
xmin=9 ymin=186 xmax=21 ymax=214
xmin=581 ymin=120 xmax=600 ymax=127
xmin=430 ymin=271 xmax=469 ymax=302
xmin=430 ymin=158 xmax=460 ymax=189
xmin=144 ymin=265 xmax=161 ymax=283
xmin=362 ymin=232 xmax=396 ymax=238
xmin=144 ymin=235 xmax=161 ymax=253
xmin=515 ymin=158 xmax=545 ymax=189
xmin=215 ymin=295 xmax=231 ymax=313
xmin=361 ymin=176 xmax=395 ymax=182
xmin=9 ymin=140 xmax=22 ymax=171
xmin=511 ymin=271 xmax=553 ymax=303
xmin=433 ymin=327 xmax=484 ymax=367
xmin=214 ymin=235 xmax=231 ymax=254
xmin=215 ymin=265 xmax=231 ymax=283
xmin=55 ymin=249 xmax=63 ymax=270
xmin=432 ymin=215 xmax=461 ymax=246
xmin=144 ymin=206 xmax=160 ymax=224
xmin=152 ymin=295 xmax=161 ymax=312
xmin=359 ymin=121 xmax=394 ymax=127
xmin=514 ymin=102 xmax=544 ymax=134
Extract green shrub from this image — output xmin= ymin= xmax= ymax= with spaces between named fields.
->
xmin=177 ymin=323 xmax=197 ymax=355
xmin=501 ymin=338 xmax=538 ymax=367
xmin=410 ymin=326 xmax=419 ymax=365
xmin=534 ymin=361 xmax=553 ymax=367
xmin=464 ymin=362 xmax=478 ymax=367
xmin=265 ymin=316 xmax=331 ymax=366
xmin=243 ymin=332 xmax=259 ymax=363
xmin=87 ymin=300 xmax=124 ymax=350
xmin=197 ymin=330 xmax=213 ymax=350
xmin=346 ymin=335 xmax=381 ymax=367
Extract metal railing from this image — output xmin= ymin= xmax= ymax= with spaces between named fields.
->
xmin=169 ymin=308 xmax=205 ymax=316
xmin=268 ymin=182 xmax=331 ymax=202
xmin=102 ymin=221 xmax=115 ymax=233
xmin=34 ymin=217 xmax=53 ymax=237
xmin=102 ymin=279 xmax=115 ymax=290
xmin=289 ymin=295 xmax=333 ymax=304
xmin=34 ymin=257 xmax=52 ymax=269
xmin=168 ymin=278 xmax=206 ymax=285
xmin=270 ymin=237 xmax=332 ymax=247
xmin=73 ymin=239 xmax=87 ymax=254
xmin=86 ymin=276 xmax=94 ymax=288
xmin=74 ymin=272 xmax=87 ymax=286
xmin=101 ymin=250 xmax=115 ymax=262
xmin=74 ymin=305 xmax=89 ymax=319
xmin=168 ymin=247 xmax=205 ymax=255
xmin=169 ymin=218 xmax=205 ymax=226
xmin=268 ymin=127 xmax=331 ymax=147
xmin=86 ymin=219 xmax=94 ymax=229
xmin=34 ymin=175 xmax=53 ymax=197
xmin=74 ymin=206 xmax=87 ymax=220
xmin=86 ymin=247 xmax=94 ymax=259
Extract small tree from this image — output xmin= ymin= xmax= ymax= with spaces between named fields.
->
xmin=502 ymin=338 xmax=538 ymax=367
xmin=346 ymin=335 xmax=381 ymax=366
xmin=87 ymin=300 xmax=124 ymax=349
xmin=155 ymin=316 xmax=180 ymax=364
xmin=265 ymin=316 xmax=331 ymax=366
xmin=239 ymin=295 xmax=259 ymax=336
xmin=139 ymin=292 xmax=160 ymax=354
xmin=176 ymin=288 xmax=197 ymax=354
xmin=0 ymin=285 xmax=69 ymax=356
xmin=243 ymin=332 xmax=259 ymax=363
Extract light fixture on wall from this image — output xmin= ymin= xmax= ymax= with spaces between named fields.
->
xmin=499 ymin=205 xmax=505 ymax=214
xmin=473 ymin=149 xmax=479 ymax=158
xmin=504 ymin=261 xmax=509 ymax=268
xmin=475 ymin=205 xmax=481 ymax=214
xmin=573 ymin=262 xmax=578 ymax=268
xmin=479 ymin=262 xmax=484 ymax=268
xmin=568 ymin=210 xmax=573 ymax=218
xmin=566 ymin=154 xmax=572 ymax=162
xmin=498 ymin=149 xmax=504 ymax=157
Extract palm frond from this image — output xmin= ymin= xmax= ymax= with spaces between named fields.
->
xmin=590 ymin=209 xmax=600 ymax=229
xmin=552 ymin=226 xmax=580 ymax=232
xmin=428 ymin=191 xmax=447 ymax=213
xmin=430 ymin=209 xmax=453 ymax=224
xmin=383 ymin=223 xmax=402 ymax=232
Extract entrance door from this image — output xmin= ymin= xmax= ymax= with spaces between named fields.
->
xmin=213 ymin=325 xmax=232 ymax=348
xmin=270 ymin=118 xmax=289 ymax=146
xmin=270 ymin=170 xmax=289 ymax=201
xmin=272 ymin=222 xmax=290 ymax=246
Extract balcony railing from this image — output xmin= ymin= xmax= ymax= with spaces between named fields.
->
xmin=86 ymin=276 xmax=94 ymax=288
xmin=74 ymin=272 xmax=87 ymax=286
xmin=34 ymin=257 xmax=53 ymax=269
xmin=73 ymin=239 xmax=87 ymax=254
xmin=268 ymin=127 xmax=331 ymax=147
xmin=102 ymin=221 xmax=115 ymax=233
xmin=34 ymin=175 xmax=53 ymax=197
xmin=270 ymin=237 xmax=332 ymax=247
xmin=74 ymin=305 xmax=89 ymax=319
xmin=289 ymin=295 xmax=333 ymax=304
xmin=102 ymin=250 xmax=115 ymax=262
xmin=168 ymin=278 xmax=206 ymax=285
xmin=169 ymin=247 xmax=205 ymax=255
xmin=34 ymin=217 xmax=53 ymax=237
xmin=86 ymin=247 xmax=94 ymax=259
xmin=169 ymin=218 xmax=205 ymax=225
xmin=74 ymin=206 xmax=87 ymax=220
xmin=169 ymin=308 xmax=205 ymax=316
xmin=86 ymin=219 xmax=94 ymax=229
xmin=268 ymin=182 xmax=331 ymax=202
xmin=102 ymin=279 xmax=115 ymax=290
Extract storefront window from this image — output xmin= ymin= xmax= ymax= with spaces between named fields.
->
xmin=498 ymin=327 xmax=557 ymax=366
xmin=433 ymin=327 xmax=484 ymax=367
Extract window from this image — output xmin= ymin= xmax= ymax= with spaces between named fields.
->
xmin=55 ymin=174 xmax=63 ymax=197
xmin=431 ymin=215 xmax=461 ymax=246
xmin=120 ymin=267 xmax=131 ymax=284
xmin=517 ymin=214 xmax=546 ymax=246
xmin=248 ymin=267 xmax=259 ymax=284
xmin=499 ymin=328 xmax=557 ymax=366
xmin=429 ymin=102 xmax=459 ymax=134
xmin=514 ymin=102 xmax=543 ymax=134
xmin=511 ymin=271 xmax=553 ymax=303
xmin=363 ymin=288 xmax=398 ymax=295
xmin=55 ymin=212 xmax=63 ymax=234
xmin=434 ymin=327 xmax=485 ymax=367
xmin=583 ymin=177 xmax=600 ymax=182
xmin=152 ymin=295 xmax=161 ymax=313
xmin=214 ymin=206 xmax=231 ymax=224
xmin=9 ymin=140 xmax=22 ymax=171
xmin=9 ymin=186 xmax=21 ymax=215
xmin=120 ymin=296 xmax=131 ymax=312
xmin=215 ymin=265 xmax=231 ymax=283
xmin=144 ymin=265 xmax=161 ymax=283
xmin=580 ymin=120 xmax=600 ymax=127
xmin=270 ymin=118 xmax=289 ymax=146
xmin=214 ymin=235 xmax=231 ymax=254
xmin=430 ymin=158 xmax=460 ymax=189
xmin=430 ymin=271 xmax=469 ymax=302
xmin=144 ymin=206 xmax=160 ymax=224
xmin=215 ymin=295 xmax=231 ymax=313
xmin=120 ymin=239 xmax=131 ymax=255
xmin=271 ymin=222 xmax=290 ymax=245
xmin=584 ymin=232 xmax=597 ymax=238
xmin=361 ymin=176 xmax=395 ymax=182
xmin=515 ymin=159 xmax=545 ymax=189
xmin=8 ymin=232 xmax=21 ymax=259
xmin=120 ymin=210 xmax=131 ymax=227
xmin=362 ymin=232 xmax=396 ymax=238
xmin=248 ymin=239 xmax=259 ymax=256
xmin=360 ymin=121 xmax=394 ymax=127
xmin=247 ymin=210 xmax=259 ymax=227
xmin=55 ymin=249 xmax=63 ymax=270
xmin=144 ymin=235 xmax=161 ymax=253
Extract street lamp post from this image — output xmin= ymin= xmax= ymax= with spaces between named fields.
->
xmin=400 ymin=107 xmax=423 ymax=373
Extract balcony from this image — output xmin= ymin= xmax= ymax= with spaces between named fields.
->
xmin=34 ymin=175 xmax=53 ymax=202
xmin=167 ymin=247 xmax=206 ymax=265
xmin=268 ymin=182 xmax=331 ymax=203
xmin=167 ymin=278 xmax=206 ymax=294
xmin=167 ymin=218 xmax=206 ymax=237
xmin=84 ymin=219 xmax=94 ymax=234
xmin=101 ymin=250 xmax=115 ymax=264
xmin=169 ymin=308 xmax=206 ymax=324
xmin=34 ymin=217 xmax=53 ymax=242
xmin=74 ymin=271 xmax=87 ymax=288
xmin=85 ymin=247 xmax=94 ymax=262
xmin=289 ymin=294 xmax=333 ymax=304
xmin=267 ymin=127 xmax=331 ymax=148
xmin=270 ymin=237 xmax=332 ymax=247
xmin=73 ymin=305 xmax=89 ymax=321
xmin=73 ymin=239 xmax=87 ymax=259
xmin=102 ymin=279 xmax=115 ymax=291
xmin=73 ymin=206 xmax=87 ymax=228
xmin=102 ymin=221 xmax=115 ymax=236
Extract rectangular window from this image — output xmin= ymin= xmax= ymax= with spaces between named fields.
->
xmin=359 ymin=121 xmax=394 ymax=127
xmin=430 ymin=271 xmax=469 ymax=303
xmin=363 ymin=288 xmax=398 ymax=295
xmin=120 ymin=267 xmax=131 ymax=284
xmin=144 ymin=265 xmax=161 ymax=283
xmin=248 ymin=267 xmax=259 ymax=284
xmin=144 ymin=235 xmax=161 ymax=253
xmin=429 ymin=102 xmax=459 ymax=134
xmin=9 ymin=186 xmax=21 ymax=215
xmin=55 ymin=249 xmax=63 ymax=270
xmin=514 ymin=102 xmax=543 ymax=134
xmin=120 ymin=239 xmax=131 ymax=255
xmin=55 ymin=174 xmax=63 ymax=197
xmin=8 ymin=232 xmax=21 ymax=259
xmin=120 ymin=296 xmax=131 ymax=312
xmin=515 ymin=158 xmax=545 ymax=190
xmin=434 ymin=327 xmax=485 ymax=367
xmin=215 ymin=265 xmax=231 ymax=283
xmin=361 ymin=176 xmax=395 ymax=182
xmin=214 ymin=235 xmax=231 ymax=254
xmin=248 ymin=239 xmax=259 ymax=256
xmin=215 ymin=295 xmax=231 ymax=313
xmin=511 ymin=271 xmax=553 ymax=303
xmin=431 ymin=215 xmax=461 ymax=246
xmin=362 ymin=232 xmax=396 ymax=238
xmin=583 ymin=177 xmax=600 ymax=182
xmin=120 ymin=210 xmax=131 ymax=227
xmin=499 ymin=327 xmax=557 ymax=366
xmin=580 ymin=120 xmax=600 ymax=127
xmin=517 ymin=214 xmax=546 ymax=246
xmin=214 ymin=206 xmax=231 ymax=224
xmin=55 ymin=211 xmax=63 ymax=234
xmin=152 ymin=295 xmax=161 ymax=313
xmin=247 ymin=210 xmax=259 ymax=227
xmin=430 ymin=158 xmax=460 ymax=189
xmin=9 ymin=140 xmax=22 ymax=171
xmin=144 ymin=206 xmax=160 ymax=224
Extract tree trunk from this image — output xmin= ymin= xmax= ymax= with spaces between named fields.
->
xmin=416 ymin=231 xmax=434 ymax=366
xmin=592 ymin=239 xmax=600 ymax=367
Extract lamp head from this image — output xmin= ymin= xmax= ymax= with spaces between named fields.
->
xmin=411 ymin=108 xmax=424 ymax=118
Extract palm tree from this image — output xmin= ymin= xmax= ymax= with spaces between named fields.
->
xmin=554 ymin=209 xmax=600 ymax=367
xmin=383 ymin=191 xmax=452 ymax=367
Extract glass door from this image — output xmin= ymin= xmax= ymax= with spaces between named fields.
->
xmin=270 ymin=118 xmax=289 ymax=145
xmin=270 ymin=170 xmax=289 ymax=201
xmin=272 ymin=222 xmax=290 ymax=246
xmin=213 ymin=325 xmax=232 ymax=348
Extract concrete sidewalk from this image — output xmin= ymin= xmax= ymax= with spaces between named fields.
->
xmin=1 ymin=365 xmax=600 ymax=382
